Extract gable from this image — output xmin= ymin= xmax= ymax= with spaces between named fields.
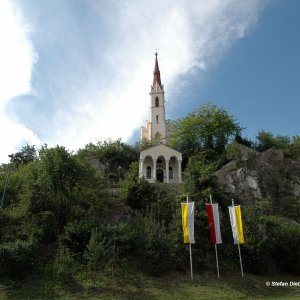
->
xmin=140 ymin=144 xmax=182 ymax=161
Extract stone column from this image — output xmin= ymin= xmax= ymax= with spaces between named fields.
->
xmin=178 ymin=160 xmax=182 ymax=183
xmin=153 ymin=160 xmax=157 ymax=181
xmin=165 ymin=159 xmax=169 ymax=183
xmin=139 ymin=159 xmax=144 ymax=178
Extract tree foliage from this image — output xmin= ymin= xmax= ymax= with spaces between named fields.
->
xmin=30 ymin=145 xmax=93 ymax=232
xmin=256 ymin=130 xmax=290 ymax=151
xmin=0 ymin=104 xmax=299 ymax=282
xmin=243 ymin=201 xmax=300 ymax=274
xmin=78 ymin=139 xmax=138 ymax=180
xmin=9 ymin=144 xmax=37 ymax=166
xmin=168 ymin=103 xmax=242 ymax=157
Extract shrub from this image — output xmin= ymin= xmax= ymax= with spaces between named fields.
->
xmin=0 ymin=239 xmax=36 ymax=277
xmin=243 ymin=202 xmax=300 ymax=274
xmin=84 ymin=228 xmax=108 ymax=273
xmin=60 ymin=221 xmax=92 ymax=256
xmin=133 ymin=215 xmax=183 ymax=276
xmin=53 ymin=246 xmax=77 ymax=284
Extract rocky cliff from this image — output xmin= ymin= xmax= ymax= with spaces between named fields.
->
xmin=217 ymin=143 xmax=300 ymax=203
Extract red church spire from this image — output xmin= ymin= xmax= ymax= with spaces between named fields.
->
xmin=153 ymin=51 xmax=162 ymax=87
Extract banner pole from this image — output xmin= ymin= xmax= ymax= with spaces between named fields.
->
xmin=210 ymin=195 xmax=220 ymax=278
xmin=232 ymin=199 xmax=244 ymax=278
xmin=189 ymin=243 xmax=193 ymax=281
xmin=237 ymin=242 xmax=244 ymax=278
xmin=215 ymin=244 xmax=220 ymax=278
xmin=187 ymin=194 xmax=193 ymax=281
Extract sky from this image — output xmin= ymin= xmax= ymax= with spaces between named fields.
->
xmin=0 ymin=0 xmax=300 ymax=163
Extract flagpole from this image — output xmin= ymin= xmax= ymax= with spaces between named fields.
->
xmin=210 ymin=194 xmax=220 ymax=278
xmin=232 ymin=199 xmax=244 ymax=278
xmin=187 ymin=194 xmax=193 ymax=281
xmin=237 ymin=242 xmax=244 ymax=278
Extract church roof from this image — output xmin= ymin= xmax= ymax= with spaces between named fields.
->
xmin=153 ymin=52 xmax=162 ymax=87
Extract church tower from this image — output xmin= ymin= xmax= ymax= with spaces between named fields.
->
xmin=141 ymin=52 xmax=170 ymax=144
xmin=139 ymin=52 xmax=182 ymax=183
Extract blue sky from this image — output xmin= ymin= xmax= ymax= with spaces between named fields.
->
xmin=188 ymin=0 xmax=300 ymax=141
xmin=0 ymin=0 xmax=299 ymax=162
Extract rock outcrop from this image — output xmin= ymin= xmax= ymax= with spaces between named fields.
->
xmin=217 ymin=143 xmax=300 ymax=202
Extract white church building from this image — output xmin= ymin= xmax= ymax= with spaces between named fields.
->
xmin=139 ymin=53 xmax=182 ymax=183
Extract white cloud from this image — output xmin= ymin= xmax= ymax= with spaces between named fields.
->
xmin=49 ymin=0 xmax=267 ymax=150
xmin=0 ymin=0 xmax=40 ymax=163
xmin=1 ymin=0 xmax=268 ymax=159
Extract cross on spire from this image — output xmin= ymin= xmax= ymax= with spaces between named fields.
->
xmin=153 ymin=50 xmax=162 ymax=87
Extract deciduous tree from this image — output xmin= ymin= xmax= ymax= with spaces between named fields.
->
xmin=168 ymin=103 xmax=242 ymax=157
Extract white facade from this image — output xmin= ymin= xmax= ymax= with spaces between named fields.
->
xmin=139 ymin=144 xmax=182 ymax=183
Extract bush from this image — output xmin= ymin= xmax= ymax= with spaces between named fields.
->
xmin=243 ymin=202 xmax=300 ymax=274
xmin=125 ymin=178 xmax=155 ymax=212
xmin=256 ymin=130 xmax=290 ymax=151
xmin=84 ymin=228 xmax=108 ymax=273
xmin=285 ymin=136 xmax=300 ymax=158
xmin=133 ymin=215 xmax=184 ymax=276
xmin=53 ymin=246 xmax=77 ymax=284
xmin=60 ymin=221 xmax=92 ymax=256
xmin=0 ymin=239 xmax=37 ymax=277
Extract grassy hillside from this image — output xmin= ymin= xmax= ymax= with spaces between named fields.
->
xmin=1 ymin=105 xmax=300 ymax=298
xmin=1 ymin=272 xmax=299 ymax=300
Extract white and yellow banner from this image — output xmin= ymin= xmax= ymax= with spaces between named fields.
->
xmin=181 ymin=202 xmax=195 ymax=244
xmin=228 ymin=205 xmax=245 ymax=244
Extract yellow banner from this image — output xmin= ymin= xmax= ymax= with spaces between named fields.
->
xmin=234 ymin=206 xmax=245 ymax=244
xmin=181 ymin=203 xmax=195 ymax=244
xmin=181 ymin=203 xmax=190 ymax=243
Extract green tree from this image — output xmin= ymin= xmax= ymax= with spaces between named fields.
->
xmin=60 ymin=221 xmax=92 ymax=256
xmin=284 ymin=135 xmax=300 ymax=158
xmin=84 ymin=228 xmax=108 ymax=273
xmin=78 ymin=139 xmax=138 ymax=181
xmin=53 ymin=246 xmax=77 ymax=284
xmin=138 ymin=139 xmax=156 ymax=151
xmin=121 ymin=162 xmax=154 ymax=212
xmin=9 ymin=144 xmax=37 ymax=166
xmin=234 ymin=134 xmax=255 ymax=148
xmin=133 ymin=215 xmax=183 ymax=276
xmin=168 ymin=103 xmax=242 ymax=157
xmin=243 ymin=201 xmax=300 ymax=274
xmin=31 ymin=145 xmax=88 ymax=232
xmin=256 ymin=130 xmax=290 ymax=151
xmin=183 ymin=151 xmax=220 ymax=199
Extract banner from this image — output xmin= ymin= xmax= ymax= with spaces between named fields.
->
xmin=228 ymin=205 xmax=245 ymax=244
xmin=181 ymin=202 xmax=195 ymax=244
xmin=206 ymin=203 xmax=222 ymax=244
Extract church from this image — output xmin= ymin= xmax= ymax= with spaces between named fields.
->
xmin=139 ymin=53 xmax=182 ymax=183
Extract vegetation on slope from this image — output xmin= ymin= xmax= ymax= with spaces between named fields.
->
xmin=0 ymin=103 xmax=299 ymax=298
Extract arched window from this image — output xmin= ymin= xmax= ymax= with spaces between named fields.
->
xmin=156 ymin=115 xmax=159 ymax=124
xmin=155 ymin=97 xmax=159 ymax=107
xmin=146 ymin=166 xmax=152 ymax=179
xmin=169 ymin=167 xmax=173 ymax=180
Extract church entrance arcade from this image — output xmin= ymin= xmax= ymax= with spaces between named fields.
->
xmin=156 ymin=169 xmax=164 ymax=182
xmin=139 ymin=144 xmax=182 ymax=184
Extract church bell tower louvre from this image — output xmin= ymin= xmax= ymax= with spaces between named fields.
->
xmin=140 ymin=52 xmax=171 ymax=144
xmin=139 ymin=52 xmax=182 ymax=184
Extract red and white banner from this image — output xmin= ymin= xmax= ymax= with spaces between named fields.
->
xmin=206 ymin=203 xmax=222 ymax=244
